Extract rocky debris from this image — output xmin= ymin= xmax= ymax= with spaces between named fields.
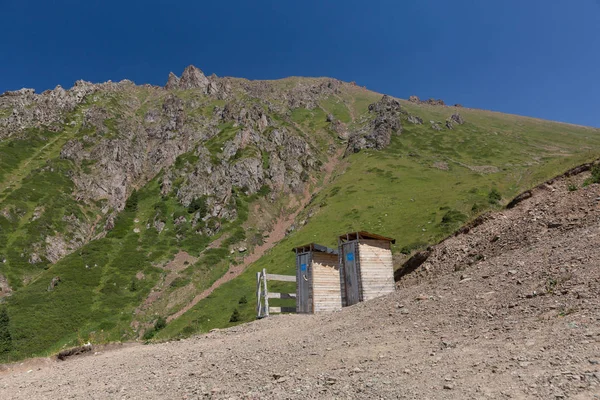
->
xmin=346 ymin=95 xmax=403 ymax=154
xmin=407 ymin=115 xmax=423 ymax=124
xmin=408 ymin=95 xmax=420 ymax=103
xmin=326 ymin=115 xmax=349 ymax=140
xmin=445 ymin=120 xmax=454 ymax=130
xmin=431 ymin=122 xmax=442 ymax=131
xmin=28 ymin=253 xmax=42 ymax=264
xmin=57 ymin=343 xmax=93 ymax=361
xmin=454 ymin=104 xmax=463 ymax=108
xmin=433 ymin=161 xmax=449 ymax=171
xmin=47 ymin=276 xmax=61 ymax=291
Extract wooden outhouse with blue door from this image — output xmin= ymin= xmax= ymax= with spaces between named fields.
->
xmin=293 ymin=243 xmax=342 ymax=314
xmin=338 ymin=231 xmax=396 ymax=307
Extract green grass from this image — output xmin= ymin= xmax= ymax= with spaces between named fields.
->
xmin=1 ymin=77 xmax=600 ymax=361
xmin=156 ymin=100 xmax=600 ymax=339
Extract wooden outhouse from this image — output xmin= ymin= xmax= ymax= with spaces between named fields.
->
xmin=338 ymin=231 xmax=396 ymax=307
xmin=293 ymin=243 xmax=342 ymax=314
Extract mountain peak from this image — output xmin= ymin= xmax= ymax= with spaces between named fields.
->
xmin=165 ymin=65 xmax=210 ymax=92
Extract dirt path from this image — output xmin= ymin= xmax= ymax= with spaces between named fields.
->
xmin=167 ymin=148 xmax=345 ymax=322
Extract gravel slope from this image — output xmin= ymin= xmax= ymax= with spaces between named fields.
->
xmin=1 ymin=168 xmax=599 ymax=399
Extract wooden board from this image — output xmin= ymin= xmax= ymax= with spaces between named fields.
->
xmin=266 ymin=273 xmax=296 ymax=282
xmin=312 ymin=252 xmax=342 ymax=312
xmin=340 ymin=241 xmax=361 ymax=306
xmin=358 ymin=240 xmax=395 ymax=301
xmin=268 ymin=306 xmax=296 ymax=313
xmin=267 ymin=292 xmax=297 ymax=299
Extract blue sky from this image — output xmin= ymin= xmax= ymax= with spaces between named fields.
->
xmin=1 ymin=0 xmax=599 ymax=126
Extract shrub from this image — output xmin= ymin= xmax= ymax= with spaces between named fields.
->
xmin=229 ymin=308 xmax=240 ymax=323
xmin=142 ymin=328 xmax=155 ymax=340
xmin=441 ymin=209 xmax=468 ymax=225
xmin=124 ymin=189 xmax=139 ymax=212
xmin=154 ymin=316 xmax=167 ymax=331
xmin=471 ymin=202 xmax=484 ymax=213
xmin=568 ymin=183 xmax=578 ymax=192
xmin=400 ymin=241 xmax=428 ymax=255
xmin=188 ymin=196 xmax=207 ymax=215
xmin=488 ymin=188 xmax=501 ymax=205
xmin=238 ymin=295 xmax=248 ymax=304
xmin=0 ymin=308 xmax=11 ymax=354
xmin=583 ymin=165 xmax=600 ymax=186
xmin=592 ymin=165 xmax=600 ymax=183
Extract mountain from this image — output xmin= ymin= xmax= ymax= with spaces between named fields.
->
xmin=0 ymin=65 xmax=599 ymax=362
xmin=1 ymin=163 xmax=599 ymax=399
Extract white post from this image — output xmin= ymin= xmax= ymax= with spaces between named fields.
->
xmin=256 ymin=271 xmax=262 ymax=318
xmin=262 ymin=268 xmax=269 ymax=317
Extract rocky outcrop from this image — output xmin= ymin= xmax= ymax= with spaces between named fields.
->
xmin=164 ymin=65 xmax=225 ymax=96
xmin=0 ymin=80 xmax=136 ymax=137
xmin=346 ymin=95 xmax=403 ymax=154
xmin=47 ymin=276 xmax=61 ymax=291
xmin=407 ymin=95 xmax=445 ymax=107
xmin=450 ymin=113 xmax=465 ymax=125
xmin=407 ymin=115 xmax=423 ymax=125
xmin=445 ymin=113 xmax=465 ymax=130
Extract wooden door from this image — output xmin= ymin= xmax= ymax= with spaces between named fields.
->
xmin=296 ymin=252 xmax=312 ymax=313
xmin=342 ymin=242 xmax=360 ymax=306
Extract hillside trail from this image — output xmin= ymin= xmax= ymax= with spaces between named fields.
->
xmin=2 ymin=164 xmax=599 ymax=399
xmin=167 ymin=146 xmax=345 ymax=322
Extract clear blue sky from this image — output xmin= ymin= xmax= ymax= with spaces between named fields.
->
xmin=1 ymin=0 xmax=599 ymax=127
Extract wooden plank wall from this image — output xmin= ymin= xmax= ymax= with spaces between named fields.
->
xmin=312 ymin=252 xmax=342 ymax=312
xmin=358 ymin=239 xmax=395 ymax=301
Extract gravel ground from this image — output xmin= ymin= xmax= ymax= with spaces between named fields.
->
xmin=1 ymin=168 xmax=599 ymax=399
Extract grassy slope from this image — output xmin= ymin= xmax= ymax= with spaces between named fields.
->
xmin=157 ymin=91 xmax=600 ymax=339
xmin=1 ymin=81 xmax=599 ymax=360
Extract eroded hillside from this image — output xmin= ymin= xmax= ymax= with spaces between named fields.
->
xmin=0 ymin=66 xmax=599 ymax=361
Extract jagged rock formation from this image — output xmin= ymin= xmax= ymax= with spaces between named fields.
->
xmin=346 ymin=95 xmax=403 ymax=154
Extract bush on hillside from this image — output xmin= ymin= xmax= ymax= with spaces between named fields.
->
xmin=583 ymin=164 xmax=600 ymax=186
xmin=124 ymin=189 xmax=139 ymax=212
xmin=229 ymin=308 xmax=241 ymax=323
xmin=440 ymin=209 xmax=468 ymax=231
xmin=154 ymin=316 xmax=167 ymax=331
xmin=0 ymin=308 xmax=11 ymax=354
xmin=188 ymin=196 xmax=207 ymax=215
xmin=488 ymin=188 xmax=502 ymax=205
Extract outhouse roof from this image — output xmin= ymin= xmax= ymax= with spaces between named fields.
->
xmin=338 ymin=231 xmax=396 ymax=244
xmin=292 ymin=243 xmax=339 ymax=255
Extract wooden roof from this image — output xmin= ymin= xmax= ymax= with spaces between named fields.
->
xmin=292 ymin=243 xmax=338 ymax=255
xmin=338 ymin=231 xmax=396 ymax=244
